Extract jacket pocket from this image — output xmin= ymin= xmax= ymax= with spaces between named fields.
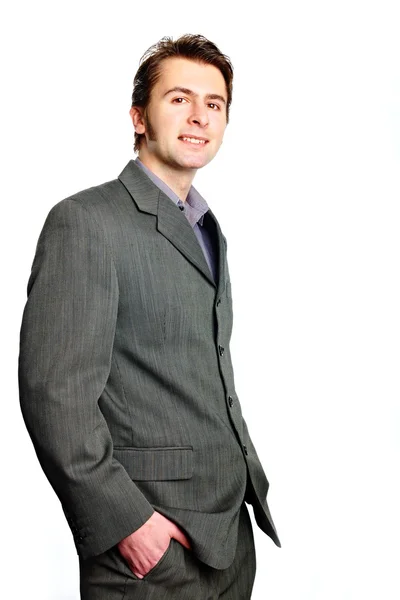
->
xmin=113 ymin=446 xmax=193 ymax=481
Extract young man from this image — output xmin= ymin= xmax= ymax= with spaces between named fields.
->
xmin=19 ymin=35 xmax=280 ymax=599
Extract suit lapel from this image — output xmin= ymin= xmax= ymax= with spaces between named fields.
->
xmin=119 ymin=160 xmax=215 ymax=286
xmin=206 ymin=209 xmax=227 ymax=299
xmin=119 ymin=160 xmax=159 ymax=216
xmin=157 ymin=194 xmax=215 ymax=286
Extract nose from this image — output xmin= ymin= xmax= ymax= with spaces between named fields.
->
xmin=189 ymin=102 xmax=209 ymax=128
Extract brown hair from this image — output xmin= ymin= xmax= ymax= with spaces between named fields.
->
xmin=131 ymin=34 xmax=234 ymax=152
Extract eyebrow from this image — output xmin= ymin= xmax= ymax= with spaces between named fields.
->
xmin=163 ymin=86 xmax=227 ymax=105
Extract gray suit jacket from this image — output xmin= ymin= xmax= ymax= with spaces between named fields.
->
xmin=19 ymin=160 xmax=279 ymax=570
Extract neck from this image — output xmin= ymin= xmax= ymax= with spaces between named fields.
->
xmin=137 ymin=152 xmax=196 ymax=202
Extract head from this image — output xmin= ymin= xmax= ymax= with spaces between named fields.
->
xmin=130 ymin=34 xmax=233 ymax=174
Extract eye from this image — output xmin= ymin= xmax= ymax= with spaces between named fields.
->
xmin=172 ymin=97 xmax=188 ymax=104
xmin=208 ymin=103 xmax=220 ymax=110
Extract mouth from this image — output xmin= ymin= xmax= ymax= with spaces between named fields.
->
xmin=178 ymin=135 xmax=209 ymax=146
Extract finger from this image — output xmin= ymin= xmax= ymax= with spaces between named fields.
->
xmin=171 ymin=528 xmax=191 ymax=550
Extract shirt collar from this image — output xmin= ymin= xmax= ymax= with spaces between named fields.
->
xmin=135 ymin=158 xmax=209 ymax=228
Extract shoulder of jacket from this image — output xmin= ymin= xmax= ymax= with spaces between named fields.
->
xmin=46 ymin=178 xmax=129 ymax=220
xmin=65 ymin=177 xmax=123 ymax=208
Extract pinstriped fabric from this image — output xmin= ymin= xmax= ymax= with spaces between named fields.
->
xmin=134 ymin=157 xmax=218 ymax=283
xmin=19 ymin=161 xmax=279 ymax=579
xmin=113 ymin=447 xmax=194 ymax=481
xmin=79 ymin=504 xmax=256 ymax=599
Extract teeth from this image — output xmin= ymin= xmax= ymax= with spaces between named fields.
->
xmin=181 ymin=137 xmax=206 ymax=144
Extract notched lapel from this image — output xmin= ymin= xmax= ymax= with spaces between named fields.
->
xmin=157 ymin=192 xmax=215 ymax=287
xmin=119 ymin=160 xmax=215 ymax=286
xmin=206 ymin=210 xmax=227 ymax=299
xmin=118 ymin=160 xmax=159 ymax=215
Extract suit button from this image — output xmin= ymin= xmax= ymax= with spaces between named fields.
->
xmin=243 ymin=445 xmax=248 ymax=455
xmin=218 ymin=345 xmax=225 ymax=356
xmin=216 ymin=299 xmax=221 ymax=307
xmin=228 ymin=396 xmax=233 ymax=407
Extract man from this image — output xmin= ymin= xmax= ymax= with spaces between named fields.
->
xmin=19 ymin=34 xmax=280 ymax=599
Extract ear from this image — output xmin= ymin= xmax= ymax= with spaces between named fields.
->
xmin=129 ymin=106 xmax=146 ymax=134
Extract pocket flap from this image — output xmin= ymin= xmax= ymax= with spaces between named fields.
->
xmin=113 ymin=446 xmax=193 ymax=481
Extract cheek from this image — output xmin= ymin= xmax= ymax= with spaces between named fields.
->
xmin=157 ymin=112 xmax=181 ymax=140
xmin=211 ymin=120 xmax=226 ymax=144
xmin=147 ymin=105 xmax=172 ymax=132
xmin=211 ymin=112 xmax=226 ymax=129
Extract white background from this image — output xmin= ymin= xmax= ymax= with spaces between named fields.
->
xmin=2 ymin=1 xmax=400 ymax=598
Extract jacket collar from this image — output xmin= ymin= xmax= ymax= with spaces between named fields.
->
xmin=119 ymin=160 xmax=223 ymax=289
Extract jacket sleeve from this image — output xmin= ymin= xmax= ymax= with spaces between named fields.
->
xmin=18 ymin=198 xmax=154 ymax=559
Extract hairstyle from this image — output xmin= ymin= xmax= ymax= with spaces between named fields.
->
xmin=131 ymin=34 xmax=234 ymax=152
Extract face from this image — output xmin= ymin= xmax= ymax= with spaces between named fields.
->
xmin=131 ymin=58 xmax=228 ymax=174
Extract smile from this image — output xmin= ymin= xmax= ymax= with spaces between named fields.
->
xmin=179 ymin=137 xmax=208 ymax=145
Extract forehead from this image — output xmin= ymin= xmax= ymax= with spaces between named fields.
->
xmin=153 ymin=57 xmax=227 ymax=99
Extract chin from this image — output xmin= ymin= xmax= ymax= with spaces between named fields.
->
xmin=178 ymin=155 xmax=212 ymax=170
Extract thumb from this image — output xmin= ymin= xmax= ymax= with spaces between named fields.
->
xmin=171 ymin=525 xmax=191 ymax=550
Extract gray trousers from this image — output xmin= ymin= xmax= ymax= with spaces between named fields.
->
xmin=80 ymin=504 xmax=256 ymax=599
